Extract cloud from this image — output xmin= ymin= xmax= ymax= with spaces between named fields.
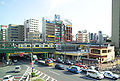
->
xmin=0 ymin=1 xmax=5 ymax=5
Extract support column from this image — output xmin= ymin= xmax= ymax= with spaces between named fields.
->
xmin=47 ymin=52 xmax=48 ymax=58
xmin=6 ymin=53 xmax=9 ymax=61
xmin=53 ymin=52 xmax=55 ymax=59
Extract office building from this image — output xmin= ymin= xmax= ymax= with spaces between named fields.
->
xmin=76 ymin=30 xmax=89 ymax=43
xmin=112 ymin=0 xmax=120 ymax=49
xmin=0 ymin=25 xmax=7 ymax=41
xmin=42 ymin=17 xmax=55 ymax=42
xmin=63 ymin=19 xmax=72 ymax=42
xmin=24 ymin=19 xmax=40 ymax=41
xmin=8 ymin=24 xmax=24 ymax=41
xmin=97 ymin=31 xmax=103 ymax=44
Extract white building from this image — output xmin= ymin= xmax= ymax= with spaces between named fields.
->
xmin=24 ymin=19 xmax=40 ymax=41
xmin=76 ymin=30 xmax=89 ymax=43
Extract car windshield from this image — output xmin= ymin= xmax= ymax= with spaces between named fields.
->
xmin=3 ymin=77 xmax=9 ymax=79
xmin=15 ymin=67 xmax=20 ymax=69
xmin=48 ymin=60 xmax=53 ymax=63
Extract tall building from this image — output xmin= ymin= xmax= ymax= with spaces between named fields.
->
xmin=0 ymin=25 xmax=7 ymax=41
xmin=76 ymin=30 xmax=89 ymax=43
xmin=54 ymin=15 xmax=63 ymax=42
xmin=63 ymin=19 xmax=72 ymax=42
xmin=27 ymin=31 xmax=42 ymax=42
xmin=89 ymin=33 xmax=98 ymax=43
xmin=42 ymin=17 xmax=55 ymax=42
xmin=8 ymin=24 xmax=24 ymax=41
xmin=97 ymin=31 xmax=103 ymax=44
xmin=112 ymin=0 xmax=120 ymax=49
xmin=24 ymin=19 xmax=40 ymax=41
xmin=42 ymin=15 xmax=72 ymax=43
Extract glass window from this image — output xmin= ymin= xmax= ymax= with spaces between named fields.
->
xmin=102 ymin=50 xmax=107 ymax=53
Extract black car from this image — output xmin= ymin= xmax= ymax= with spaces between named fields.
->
xmin=57 ymin=58 xmax=64 ymax=64
xmin=55 ymin=64 xmax=64 ymax=70
xmin=64 ymin=60 xmax=73 ymax=65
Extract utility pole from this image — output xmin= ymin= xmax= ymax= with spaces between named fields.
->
xmin=31 ymin=38 xmax=34 ymax=72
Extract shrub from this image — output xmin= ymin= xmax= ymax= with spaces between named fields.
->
xmin=31 ymin=72 xmax=35 ymax=77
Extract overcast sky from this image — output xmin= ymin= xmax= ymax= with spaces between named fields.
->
xmin=0 ymin=0 xmax=112 ymax=36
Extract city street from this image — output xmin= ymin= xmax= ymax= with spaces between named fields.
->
xmin=0 ymin=61 xmax=29 ymax=81
xmin=0 ymin=58 xmax=120 ymax=81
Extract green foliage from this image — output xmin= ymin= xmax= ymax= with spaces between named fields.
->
xmin=31 ymin=72 xmax=36 ymax=77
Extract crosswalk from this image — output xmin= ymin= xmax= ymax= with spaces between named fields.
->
xmin=33 ymin=69 xmax=57 ymax=81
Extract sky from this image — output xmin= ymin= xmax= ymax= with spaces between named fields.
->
xmin=0 ymin=0 xmax=112 ymax=36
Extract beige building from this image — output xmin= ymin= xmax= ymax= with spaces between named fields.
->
xmin=27 ymin=31 xmax=42 ymax=42
xmin=8 ymin=24 xmax=24 ymax=41
xmin=112 ymin=0 xmax=120 ymax=49
xmin=76 ymin=30 xmax=89 ymax=43
xmin=42 ymin=17 xmax=55 ymax=42
xmin=89 ymin=44 xmax=115 ymax=63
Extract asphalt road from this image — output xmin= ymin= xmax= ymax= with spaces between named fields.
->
xmin=33 ymin=61 xmax=120 ymax=81
xmin=0 ymin=61 xmax=29 ymax=81
xmin=0 ymin=58 xmax=120 ymax=81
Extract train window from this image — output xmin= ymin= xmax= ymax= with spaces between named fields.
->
xmin=44 ymin=45 xmax=48 ymax=47
xmin=27 ymin=45 xmax=30 ymax=47
xmin=35 ymin=45 xmax=39 ymax=47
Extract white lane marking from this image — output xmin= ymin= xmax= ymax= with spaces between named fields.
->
xmin=19 ymin=65 xmax=30 ymax=81
xmin=49 ymin=70 xmax=60 ymax=75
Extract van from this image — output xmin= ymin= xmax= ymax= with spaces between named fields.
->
xmin=15 ymin=66 xmax=21 ymax=73
xmin=86 ymin=70 xmax=104 ymax=80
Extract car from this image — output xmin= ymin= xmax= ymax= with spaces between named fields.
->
xmin=57 ymin=58 xmax=64 ymax=64
xmin=88 ymin=66 xmax=99 ymax=71
xmin=102 ymin=71 xmax=119 ymax=80
xmin=50 ymin=58 xmax=56 ymax=62
xmin=66 ymin=66 xmax=82 ymax=74
xmin=55 ymin=64 xmax=64 ymax=70
xmin=3 ymin=75 xmax=14 ymax=81
xmin=64 ymin=60 xmax=73 ymax=65
xmin=15 ymin=66 xmax=21 ymax=73
xmin=13 ymin=59 xmax=17 ymax=63
xmin=86 ymin=70 xmax=104 ymax=80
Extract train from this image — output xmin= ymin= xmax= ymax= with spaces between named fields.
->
xmin=18 ymin=43 xmax=59 ymax=49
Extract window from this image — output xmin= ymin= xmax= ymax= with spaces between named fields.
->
xmin=108 ymin=50 xmax=111 ymax=53
xmin=91 ymin=49 xmax=100 ymax=54
xmin=102 ymin=50 xmax=107 ymax=53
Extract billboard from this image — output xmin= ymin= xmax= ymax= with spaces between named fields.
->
xmin=55 ymin=14 xmax=60 ymax=21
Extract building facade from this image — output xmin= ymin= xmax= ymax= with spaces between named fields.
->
xmin=76 ymin=30 xmax=89 ymax=43
xmin=27 ymin=31 xmax=42 ymax=42
xmin=97 ymin=31 xmax=103 ymax=44
xmin=63 ymin=19 xmax=72 ymax=42
xmin=8 ymin=24 xmax=24 ymax=41
xmin=89 ymin=44 xmax=115 ymax=63
xmin=42 ymin=17 xmax=55 ymax=42
xmin=24 ymin=19 xmax=40 ymax=41
xmin=0 ymin=25 xmax=7 ymax=42
xmin=112 ymin=0 xmax=120 ymax=49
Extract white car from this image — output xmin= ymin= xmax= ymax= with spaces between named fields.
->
xmin=15 ymin=66 xmax=21 ymax=73
xmin=3 ymin=75 xmax=14 ymax=81
xmin=102 ymin=71 xmax=119 ymax=80
xmin=87 ymin=70 xmax=104 ymax=80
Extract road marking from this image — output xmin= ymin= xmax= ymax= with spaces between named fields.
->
xmin=49 ymin=70 xmax=60 ymax=75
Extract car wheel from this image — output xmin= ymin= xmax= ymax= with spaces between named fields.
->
xmin=113 ymin=77 xmax=117 ymax=80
